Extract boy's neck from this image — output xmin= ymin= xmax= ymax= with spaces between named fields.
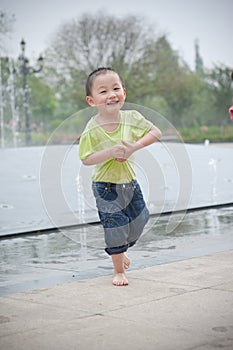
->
xmin=94 ymin=111 xmax=121 ymax=132
xmin=96 ymin=110 xmax=121 ymax=122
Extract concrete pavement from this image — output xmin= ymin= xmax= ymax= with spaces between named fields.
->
xmin=1 ymin=250 xmax=233 ymax=350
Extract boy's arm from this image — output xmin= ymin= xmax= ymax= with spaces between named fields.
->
xmin=82 ymin=144 xmax=126 ymax=166
xmin=117 ymin=125 xmax=162 ymax=161
xmin=136 ymin=125 xmax=162 ymax=148
xmin=82 ymin=125 xmax=162 ymax=165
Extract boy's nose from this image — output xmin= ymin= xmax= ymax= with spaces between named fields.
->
xmin=108 ymin=90 xmax=117 ymax=98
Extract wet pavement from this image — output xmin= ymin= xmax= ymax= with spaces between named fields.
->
xmin=1 ymin=205 xmax=233 ymax=295
xmin=1 ymin=142 xmax=233 ymax=236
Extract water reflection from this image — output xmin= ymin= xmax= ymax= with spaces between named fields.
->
xmin=1 ymin=206 xmax=233 ymax=295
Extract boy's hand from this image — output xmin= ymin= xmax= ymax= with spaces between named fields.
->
xmin=111 ymin=144 xmax=126 ymax=159
xmin=114 ymin=140 xmax=142 ymax=162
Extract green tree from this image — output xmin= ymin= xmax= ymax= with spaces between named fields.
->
xmin=43 ymin=12 xmax=231 ymax=130
xmin=129 ymin=35 xmax=200 ymax=127
xmin=43 ymin=13 xmax=160 ymax=112
xmin=207 ymin=65 xmax=233 ymax=125
xmin=27 ymin=75 xmax=58 ymax=131
xmin=181 ymin=80 xmax=215 ymax=127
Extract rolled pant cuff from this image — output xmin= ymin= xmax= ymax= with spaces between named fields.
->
xmin=105 ymin=240 xmax=136 ymax=255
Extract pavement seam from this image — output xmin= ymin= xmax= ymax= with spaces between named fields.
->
xmin=130 ymin=276 xmax=203 ymax=287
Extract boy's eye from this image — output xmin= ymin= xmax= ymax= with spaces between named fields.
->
xmin=114 ymin=87 xmax=120 ymax=91
xmin=100 ymin=90 xmax=106 ymax=94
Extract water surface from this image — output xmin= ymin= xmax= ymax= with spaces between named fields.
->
xmin=1 ymin=206 xmax=233 ymax=295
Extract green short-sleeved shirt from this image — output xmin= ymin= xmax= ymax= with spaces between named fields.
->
xmin=79 ymin=110 xmax=153 ymax=184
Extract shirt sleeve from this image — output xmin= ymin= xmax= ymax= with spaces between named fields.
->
xmin=129 ymin=110 xmax=154 ymax=140
xmin=78 ymin=130 xmax=94 ymax=160
xmin=78 ymin=118 xmax=99 ymax=160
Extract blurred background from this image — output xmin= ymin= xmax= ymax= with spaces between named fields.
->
xmin=0 ymin=0 xmax=233 ymax=148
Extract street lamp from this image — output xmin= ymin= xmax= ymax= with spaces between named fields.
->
xmin=18 ymin=39 xmax=43 ymax=146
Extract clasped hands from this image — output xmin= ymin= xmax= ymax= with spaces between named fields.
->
xmin=111 ymin=140 xmax=140 ymax=163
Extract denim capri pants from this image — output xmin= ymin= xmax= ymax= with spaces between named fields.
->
xmin=92 ymin=179 xmax=149 ymax=255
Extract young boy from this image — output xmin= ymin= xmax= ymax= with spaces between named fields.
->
xmin=79 ymin=67 xmax=162 ymax=286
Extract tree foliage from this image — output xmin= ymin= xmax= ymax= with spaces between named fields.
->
xmin=27 ymin=75 xmax=58 ymax=130
xmin=0 ymin=57 xmax=57 ymax=132
xmin=44 ymin=13 xmax=159 ymax=110
xmin=207 ymin=65 xmax=233 ymax=123
xmin=1 ymin=11 xmax=233 ymax=147
xmin=44 ymin=12 xmax=232 ymax=129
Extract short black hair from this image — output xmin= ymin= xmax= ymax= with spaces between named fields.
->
xmin=85 ymin=67 xmax=125 ymax=96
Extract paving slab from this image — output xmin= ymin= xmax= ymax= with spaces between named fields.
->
xmin=0 ymin=250 xmax=233 ymax=350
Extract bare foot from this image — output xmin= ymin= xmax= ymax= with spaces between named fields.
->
xmin=111 ymin=253 xmax=129 ymax=286
xmin=123 ymin=254 xmax=131 ymax=269
xmin=113 ymin=273 xmax=129 ymax=286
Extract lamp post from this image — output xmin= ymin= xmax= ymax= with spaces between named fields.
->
xmin=18 ymin=39 xmax=43 ymax=146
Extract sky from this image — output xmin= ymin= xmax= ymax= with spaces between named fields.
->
xmin=1 ymin=0 xmax=232 ymax=70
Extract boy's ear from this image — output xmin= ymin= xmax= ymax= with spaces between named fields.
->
xmin=86 ymin=96 xmax=95 ymax=106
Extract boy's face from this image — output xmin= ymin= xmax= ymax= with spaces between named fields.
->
xmin=86 ymin=72 xmax=126 ymax=114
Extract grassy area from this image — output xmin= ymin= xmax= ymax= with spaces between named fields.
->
xmin=178 ymin=125 xmax=233 ymax=143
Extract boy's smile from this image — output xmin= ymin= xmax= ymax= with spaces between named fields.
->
xmin=86 ymin=72 xmax=126 ymax=113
